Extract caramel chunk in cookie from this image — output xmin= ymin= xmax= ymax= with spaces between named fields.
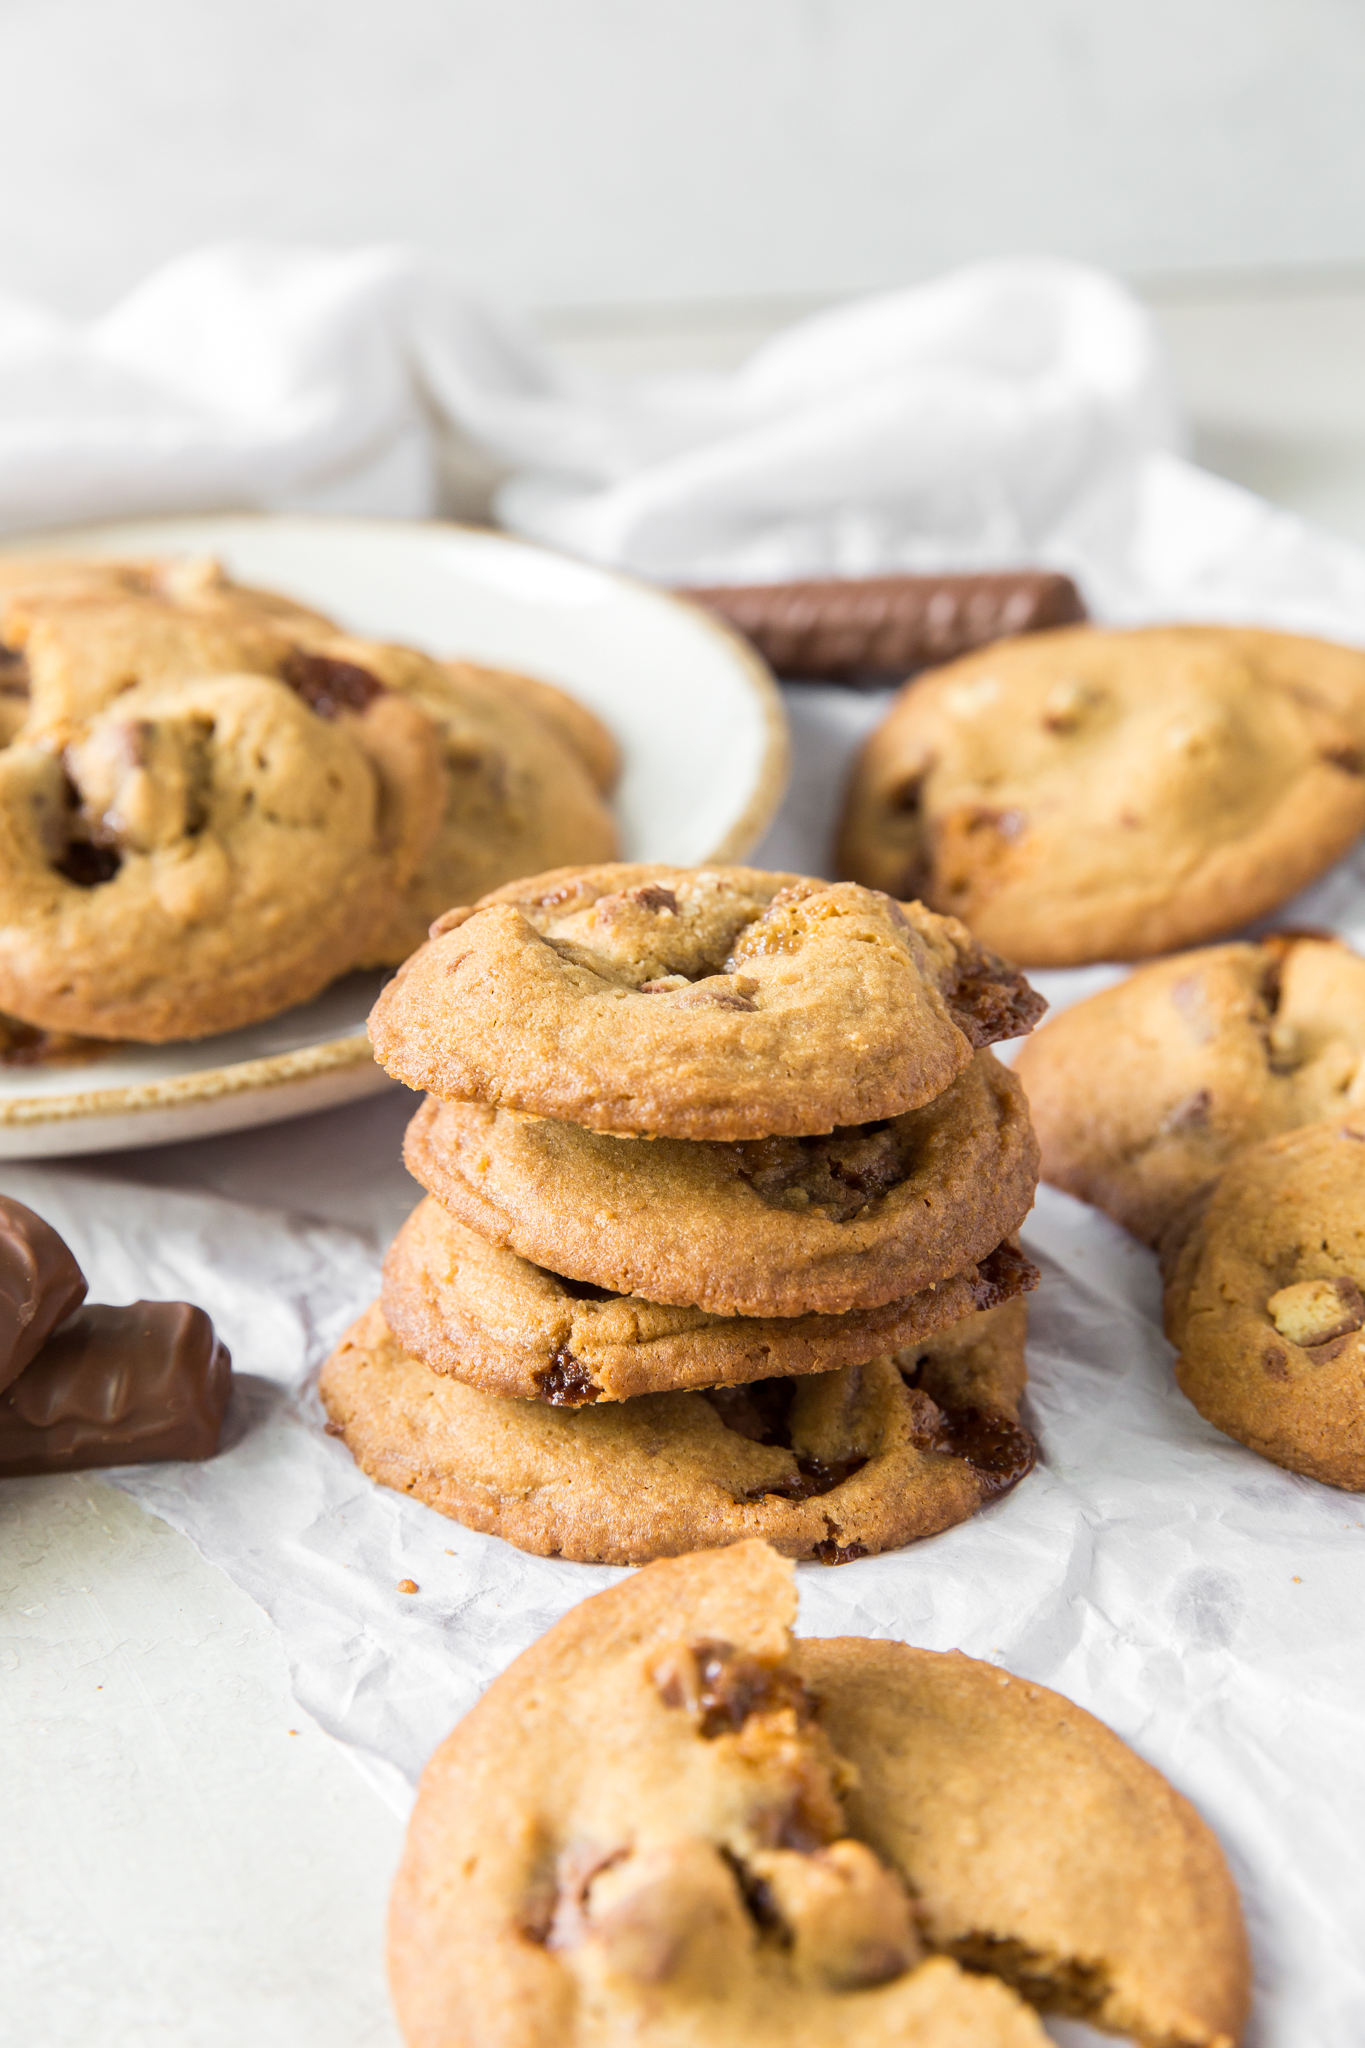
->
xmin=838 ymin=625 xmax=1365 ymax=966
xmin=1016 ymin=933 xmax=1365 ymax=1243
xmin=371 ymin=863 xmax=1043 ymax=1139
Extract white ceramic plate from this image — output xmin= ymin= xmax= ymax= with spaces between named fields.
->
xmin=0 ymin=513 xmax=788 ymax=1158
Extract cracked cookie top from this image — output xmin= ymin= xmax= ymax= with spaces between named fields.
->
xmin=389 ymin=1541 xmax=1248 ymax=2048
xmin=370 ymin=862 xmax=1043 ymax=1139
xmin=1016 ymin=933 xmax=1365 ymax=1245
xmin=837 ymin=624 xmax=1365 ymax=968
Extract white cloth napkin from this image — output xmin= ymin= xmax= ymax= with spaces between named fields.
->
xmin=6 ymin=240 xmax=1365 ymax=646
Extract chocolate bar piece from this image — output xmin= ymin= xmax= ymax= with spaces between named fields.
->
xmin=0 ymin=1194 xmax=87 ymax=1396
xmin=0 ymin=1300 xmax=231 ymax=1476
xmin=683 ymin=570 xmax=1086 ymax=685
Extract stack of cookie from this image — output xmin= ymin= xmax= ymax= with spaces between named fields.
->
xmin=321 ymin=863 xmax=1048 ymax=1565
xmin=0 ymin=553 xmax=618 ymax=1043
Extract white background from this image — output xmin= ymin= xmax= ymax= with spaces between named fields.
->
xmin=3 ymin=0 xmax=1365 ymax=317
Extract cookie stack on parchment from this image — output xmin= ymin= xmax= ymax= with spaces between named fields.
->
xmin=320 ymin=864 xmax=1048 ymax=1565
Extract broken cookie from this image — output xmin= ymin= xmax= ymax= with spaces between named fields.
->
xmin=390 ymin=1541 xmax=1249 ymax=2047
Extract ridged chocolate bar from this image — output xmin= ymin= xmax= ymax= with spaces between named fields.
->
xmin=684 ymin=570 xmax=1086 ymax=685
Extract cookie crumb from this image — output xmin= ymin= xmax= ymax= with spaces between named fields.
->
xmin=397 ymin=1578 xmax=419 ymax=1594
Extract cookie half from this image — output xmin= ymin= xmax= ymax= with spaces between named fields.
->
xmin=381 ymin=1196 xmax=1037 ymax=1402
xmin=389 ymin=1542 xmax=1249 ymax=2048
xmin=1016 ymin=932 xmax=1365 ymax=1244
xmin=403 ymin=1050 xmax=1040 ymax=1317
xmin=838 ymin=623 xmax=1365 ymax=967
xmin=318 ymin=1298 xmax=1036 ymax=1564
xmin=370 ymin=864 xmax=1043 ymax=1139
xmin=1163 ymin=1114 xmax=1365 ymax=1488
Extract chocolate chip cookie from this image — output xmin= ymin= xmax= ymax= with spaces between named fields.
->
xmin=380 ymin=1195 xmax=1035 ymax=1402
xmin=403 ymin=1051 xmax=1039 ymax=1317
xmin=1016 ymin=932 xmax=1365 ymax=1243
xmin=1163 ymin=1114 xmax=1365 ymax=1488
xmin=371 ymin=864 xmax=1044 ymax=1139
xmin=0 ymin=553 xmax=620 ymax=969
xmin=319 ymin=1297 xmax=1035 ymax=1563
xmin=0 ymin=672 xmax=401 ymax=1040
xmin=362 ymin=659 xmax=619 ymax=964
xmin=389 ymin=1542 xmax=1249 ymax=2048
xmin=838 ymin=624 xmax=1365 ymax=967
xmin=443 ymin=658 xmax=621 ymax=796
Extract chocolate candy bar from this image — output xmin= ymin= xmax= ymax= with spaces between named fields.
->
xmin=0 ymin=1194 xmax=87 ymax=1396
xmin=683 ymin=570 xmax=1086 ymax=685
xmin=0 ymin=1300 xmax=231 ymax=1477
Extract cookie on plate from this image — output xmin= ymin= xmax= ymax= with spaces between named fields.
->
xmin=837 ymin=624 xmax=1365 ymax=967
xmin=442 ymin=658 xmax=621 ymax=797
xmin=370 ymin=864 xmax=1044 ymax=1139
xmin=318 ymin=1297 xmax=1036 ymax=1563
xmin=403 ymin=1050 xmax=1039 ymax=1318
xmin=0 ymin=672 xmax=403 ymax=1040
xmin=0 ymin=553 xmax=341 ymax=733
xmin=380 ymin=1196 xmax=1036 ymax=1402
xmin=1016 ymin=931 xmax=1365 ymax=1243
xmin=389 ymin=1541 xmax=1249 ymax=2048
xmin=0 ymin=553 xmax=621 ymax=968
xmin=1163 ymin=1113 xmax=1365 ymax=1488
xmin=360 ymin=661 xmax=619 ymax=964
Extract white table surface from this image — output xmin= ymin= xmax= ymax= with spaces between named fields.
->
xmin=8 ymin=281 xmax=1365 ymax=2047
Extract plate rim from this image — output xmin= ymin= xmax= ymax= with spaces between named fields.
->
xmin=0 ymin=512 xmax=791 ymax=1134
